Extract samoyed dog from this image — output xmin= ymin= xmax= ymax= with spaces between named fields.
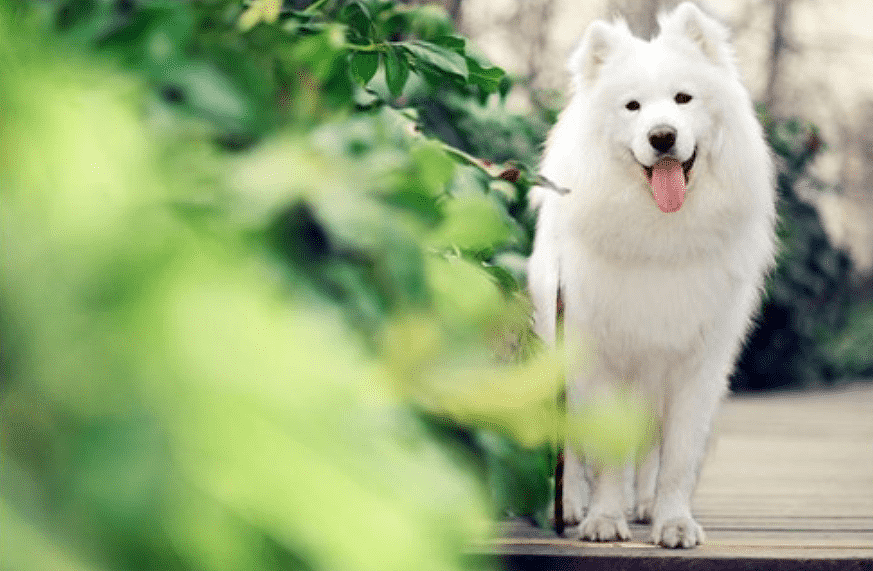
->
xmin=528 ymin=2 xmax=776 ymax=548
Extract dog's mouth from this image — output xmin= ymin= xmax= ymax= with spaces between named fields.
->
xmin=643 ymin=148 xmax=697 ymax=186
xmin=640 ymin=148 xmax=697 ymax=213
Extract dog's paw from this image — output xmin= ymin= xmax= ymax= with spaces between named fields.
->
xmin=633 ymin=497 xmax=654 ymax=523
xmin=651 ymin=517 xmax=704 ymax=548
xmin=579 ymin=514 xmax=631 ymax=542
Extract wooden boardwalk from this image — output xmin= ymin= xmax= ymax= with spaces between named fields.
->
xmin=483 ymin=383 xmax=873 ymax=570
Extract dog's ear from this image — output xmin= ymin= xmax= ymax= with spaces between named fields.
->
xmin=659 ymin=2 xmax=733 ymax=69
xmin=568 ymin=19 xmax=631 ymax=89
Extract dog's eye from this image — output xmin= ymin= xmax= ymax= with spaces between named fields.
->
xmin=675 ymin=92 xmax=693 ymax=104
xmin=625 ymin=100 xmax=640 ymax=111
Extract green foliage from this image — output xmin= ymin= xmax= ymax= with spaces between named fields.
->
xmin=733 ymin=108 xmax=856 ymax=390
xmin=0 ymin=2 xmax=579 ymax=571
xmin=477 ymin=433 xmax=554 ymax=528
xmin=384 ymin=44 xmax=411 ymax=96
xmin=823 ymin=300 xmax=873 ymax=378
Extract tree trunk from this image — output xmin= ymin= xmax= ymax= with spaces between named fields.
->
xmin=764 ymin=0 xmax=793 ymax=115
xmin=445 ymin=0 xmax=462 ymax=25
xmin=609 ymin=0 xmax=673 ymax=39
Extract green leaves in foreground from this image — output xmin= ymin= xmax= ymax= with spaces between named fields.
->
xmin=0 ymin=32 xmax=491 ymax=571
xmin=0 ymin=15 xmax=553 ymax=568
xmin=404 ymin=40 xmax=469 ymax=79
xmin=363 ymin=39 xmax=504 ymax=99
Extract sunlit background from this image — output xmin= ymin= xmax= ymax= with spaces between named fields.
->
xmin=1 ymin=1 xmax=870 ymax=570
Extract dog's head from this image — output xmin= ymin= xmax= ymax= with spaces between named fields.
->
xmin=567 ymin=2 xmax=739 ymax=212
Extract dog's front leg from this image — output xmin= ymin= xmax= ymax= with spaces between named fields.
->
xmin=578 ymin=458 xmax=631 ymax=541
xmin=560 ymin=446 xmax=587 ymax=526
xmin=634 ymin=444 xmax=658 ymax=523
xmin=566 ymin=374 xmax=632 ymax=542
xmin=651 ymin=365 xmax=726 ymax=548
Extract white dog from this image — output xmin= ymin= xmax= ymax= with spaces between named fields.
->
xmin=527 ymin=2 xmax=776 ymax=548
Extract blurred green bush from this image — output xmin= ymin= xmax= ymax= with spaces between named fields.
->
xmin=0 ymin=2 xmax=588 ymax=570
xmin=733 ymin=110 xmax=872 ymax=390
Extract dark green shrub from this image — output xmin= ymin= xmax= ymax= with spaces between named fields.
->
xmin=732 ymin=110 xmax=855 ymax=390
xmin=1 ymin=1 xmax=571 ymax=569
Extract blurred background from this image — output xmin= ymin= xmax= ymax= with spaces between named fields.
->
xmin=454 ymin=0 xmax=873 ymax=389
xmin=1 ymin=1 xmax=870 ymax=570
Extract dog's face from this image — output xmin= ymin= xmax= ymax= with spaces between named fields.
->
xmin=568 ymin=2 xmax=739 ymax=212
xmin=607 ymin=51 xmax=706 ymax=185
xmin=621 ymin=78 xmax=702 ymax=176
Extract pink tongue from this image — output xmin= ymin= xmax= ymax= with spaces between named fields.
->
xmin=650 ymin=158 xmax=686 ymax=213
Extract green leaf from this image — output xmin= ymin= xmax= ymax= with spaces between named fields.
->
xmin=478 ymin=432 xmax=553 ymax=521
xmin=160 ymin=60 xmax=262 ymax=137
xmin=482 ymin=259 xmax=522 ymax=293
xmin=404 ymin=41 xmax=468 ymax=79
xmin=291 ymin=31 xmax=344 ymax=80
xmin=498 ymin=74 xmax=512 ymax=100
xmin=340 ymin=0 xmax=373 ymax=40
xmin=429 ymin=194 xmax=511 ymax=251
xmin=350 ymin=51 xmax=379 ymax=85
xmin=466 ymin=57 xmax=505 ymax=94
xmin=238 ymin=0 xmax=282 ymax=31
xmin=380 ymin=189 xmax=442 ymax=226
xmin=411 ymin=140 xmax=455 ymax=196
xmin=384 ymin=47 xmax=409 ymax=97
xmin=568 ymin=393 xmax=656 ymax=464
xmin=431 ymin=35 xmax=466 ymax=52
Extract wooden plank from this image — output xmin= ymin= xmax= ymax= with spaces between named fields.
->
xmin=488 ymin=520 xmax=873 ymax=558
xmin=483 ymin=383 xmax=873 ymax=568
xmin=696 ymin=383 xmax=873 ymax=524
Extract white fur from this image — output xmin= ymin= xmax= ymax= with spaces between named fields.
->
xmin=528 ymin=2 xmax=776 ymax=548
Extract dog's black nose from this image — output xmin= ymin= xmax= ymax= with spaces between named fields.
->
xmin=649 ymin=127 xmax=677 ymax=153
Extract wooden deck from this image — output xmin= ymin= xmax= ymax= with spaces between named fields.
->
xmin=482 ymin=383 xmax=873 ymax=570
